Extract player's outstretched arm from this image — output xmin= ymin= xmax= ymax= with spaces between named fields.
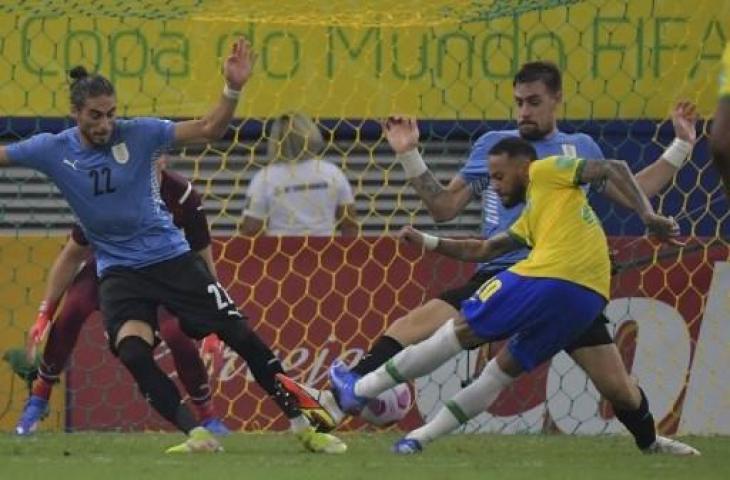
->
xmin=43 ymin=236 xmax=91 ymax=308
xmin=174 ymin=37 xmax=257 ymax=145
xmin=635 ymin=101 xmax=697 ymax=196
xmin=600 ymin=102 xmax=697 ymax=208
xmin=398 ymin=225 xmax=520 ymax=262
xmin=581 ymin=159 xmax=679 ymax=242
xmin=382 ymin=117 xmax=472 ymax=222
xmin=26 ymin=235 xmax=91 ymax=358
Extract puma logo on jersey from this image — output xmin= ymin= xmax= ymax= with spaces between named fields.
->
xmin=62 ymin=158 xmax=79 ymax=171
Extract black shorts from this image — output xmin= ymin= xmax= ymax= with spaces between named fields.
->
xmin=438 ymin=268 xmax=614 ymax=351
xmin=438 ymin=269 xmax=501 ymax=310
xmin=563 ymin=312 xmax=613 ymax=352
xmin=99 ymin=251 xmax=247 ymax=355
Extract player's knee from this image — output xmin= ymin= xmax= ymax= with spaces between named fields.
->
xmin=383 ymin=313 xmax=409 ymax=337
xmin=117 ymin=335 xmax=154 ymax=371
xmin=385 ymin=303 xmax=452 ymax=344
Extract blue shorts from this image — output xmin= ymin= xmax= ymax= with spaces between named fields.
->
xmin=461 ymin=271 xmax=606 ymax=371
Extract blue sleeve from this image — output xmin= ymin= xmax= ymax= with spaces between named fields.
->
xmin=4 ymin=133 xmax=56 ymax=173
xmin=460 ymin=132 xmax=496 ymax=180
xmin=460 ymin=132 xmax=499 ymax=196
xmin=134 ymin=117 xmax=175 ymax=151
xmin=577 ymin=134 xmax=604 ymax=160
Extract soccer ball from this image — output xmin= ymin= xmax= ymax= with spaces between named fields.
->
xmin=360 ymin=383 xmax=412 ymax=427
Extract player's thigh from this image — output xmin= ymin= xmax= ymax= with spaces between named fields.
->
xmin=98 ymin=268 xmax=160 ymax=354
xmin=569 ymin=343 xmax=640 ymax=409
xmin=385 ymin=298 xmax=459 ymax=345
xmin=453 ymin=313 xmax=486 ymax=349
xmin=151 ymin=252 xmax=246 ymax=339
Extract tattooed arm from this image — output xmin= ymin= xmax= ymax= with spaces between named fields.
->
xmin=383 ymin=117 xmax=473 ymax=222
xmin=408 ymin=172 xmax=474 ymax=222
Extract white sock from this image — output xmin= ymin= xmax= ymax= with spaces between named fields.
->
xmin=289 ymin=414 xmax=310 ymax=433
xmin=407 ymin=358 xmax=514 ymax=445
xmin=355 ymin=319 xmax=462 ymax=399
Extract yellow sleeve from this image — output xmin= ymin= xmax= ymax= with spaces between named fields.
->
xmin=507 ymin=208 xmax=531 ymax=247
xmin=721 ymin=43 xmax=730 ymax=99
xmin=529 ymin=155 xmax=586 ymax=189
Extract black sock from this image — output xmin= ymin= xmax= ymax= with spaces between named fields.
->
xmin=351 ymin=335 xmax=404 ymax=376
xmin=218 ymin=326 xmax=301 ymax=418
xmin=614 ymin=387 xmax=656 ymax=450
xmin=117 ymin=336 xmax=197 ymax=434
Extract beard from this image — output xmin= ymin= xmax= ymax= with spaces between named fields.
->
xmin=500 ymin=183 xmax=527 ymax=208
xmin=83 ymin=129 xmax=112 ymax=147
xmin=518 ymin=122 xmax=550 ymax=141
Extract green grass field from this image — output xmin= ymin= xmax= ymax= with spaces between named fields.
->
xmin=2 ymin=432 xmax=728 ymax=480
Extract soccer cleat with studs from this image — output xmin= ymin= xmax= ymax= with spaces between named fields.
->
xmin=15 ymin=395 xmax=49 ymax=436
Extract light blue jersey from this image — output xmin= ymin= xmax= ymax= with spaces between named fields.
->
xmin=6 ymin=118 xmax=189 ymax=274
xmin=459 ymin=129 xmax=605 ymax=273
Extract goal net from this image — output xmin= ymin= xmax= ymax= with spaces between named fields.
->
xmin=0 ymin=0 xmax=728 ymax=435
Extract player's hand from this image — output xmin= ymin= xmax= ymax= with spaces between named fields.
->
xmin=26 ymin=301 xmax=54 ymax=362
xmin=642 ymin=213 xmax=683 ymax=245
xmin=223 ymin=37 xmax=257 ymax=91
xmin=671 ymin=101 xmax=698 ymax=145
xmin=398 ymin=225 xmax=426 ymax=247
xmin=381 ymin=116 xmax=420 ymax=154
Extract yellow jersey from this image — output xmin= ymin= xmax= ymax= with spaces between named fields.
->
xmin=721 ymin=43 xmax=730 ymax=99
xmin=507 ymin=156 xmax=611 ymax=299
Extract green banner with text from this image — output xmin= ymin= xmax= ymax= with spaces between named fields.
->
xmin=0 ymin=0 xmax=728 ymax=119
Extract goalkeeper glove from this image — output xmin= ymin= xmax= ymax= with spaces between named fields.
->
xmin=26 ymin=300 xmax=55 ymax=362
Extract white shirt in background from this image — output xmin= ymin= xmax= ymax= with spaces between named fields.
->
xmin=244 ymin=158 xmax=355 ymax=235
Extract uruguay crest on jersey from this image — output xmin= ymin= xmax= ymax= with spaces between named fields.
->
xmin=111 ymin=142 xmax=129 ymax=164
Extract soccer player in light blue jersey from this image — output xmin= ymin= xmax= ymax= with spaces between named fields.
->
xmin=0 ymin=38 xmax=345 ymax=455
xmin=279 ymin=61 xmax=699 ymax=455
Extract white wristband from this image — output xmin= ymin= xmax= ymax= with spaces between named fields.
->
xmin=662 ymin=138 xmax=692 ymax=168
xmin=396 ymin=148 xmax=428 ymax=179
xmin=421 ymin=232 xmax=440 ymax=251
xmin=223 ymin=83 xmax=241 ymax=100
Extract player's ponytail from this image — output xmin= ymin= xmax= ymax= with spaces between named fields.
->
xmin=68 ymin=65 xmax=115 ymax=110
xmin=69 ymin=65 xmax=89 ymax=82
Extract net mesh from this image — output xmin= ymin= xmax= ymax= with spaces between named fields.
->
xmin=0 ymin=0 xmax=728 ymax=435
